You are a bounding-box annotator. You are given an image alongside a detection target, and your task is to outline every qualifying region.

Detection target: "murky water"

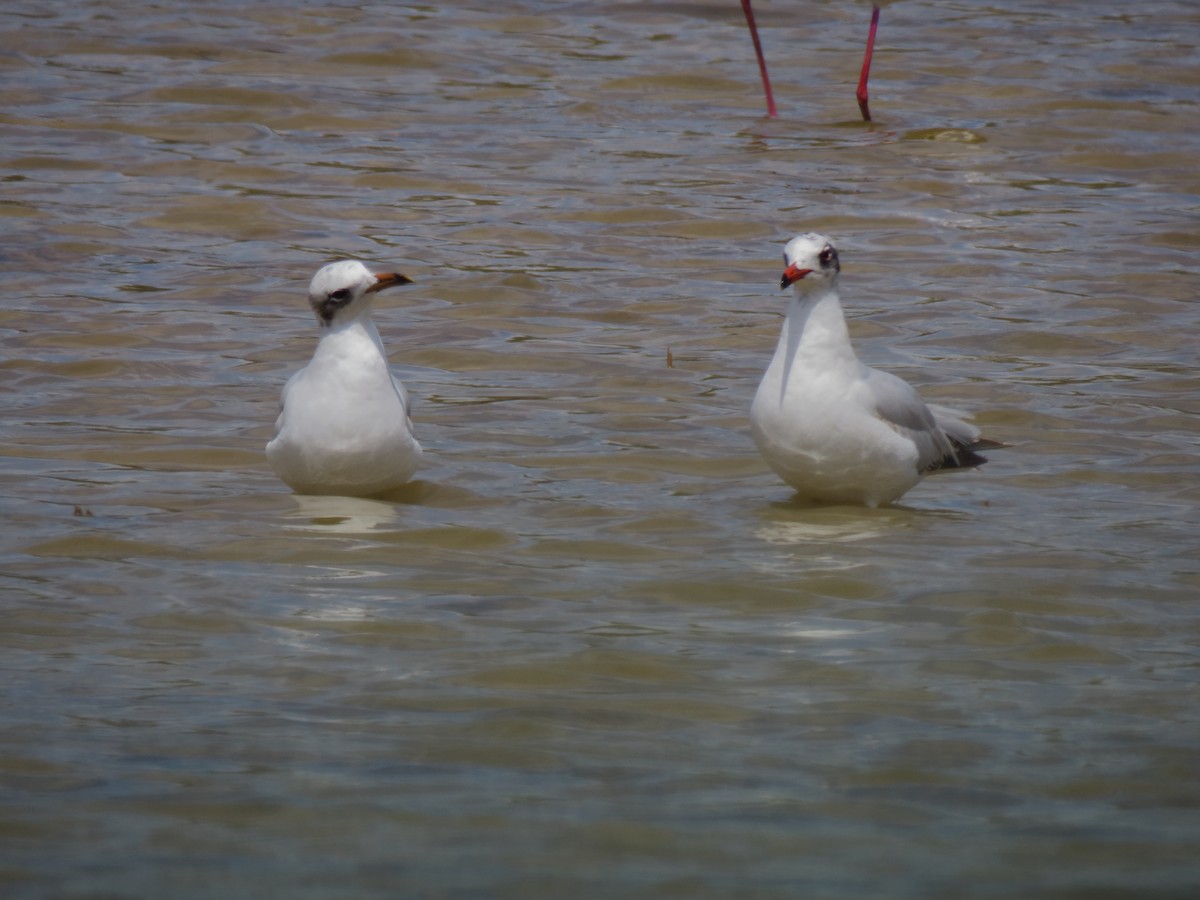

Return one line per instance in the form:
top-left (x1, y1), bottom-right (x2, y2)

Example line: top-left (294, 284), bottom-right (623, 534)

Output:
top-left (3, 0), bottom-right (1199, 896)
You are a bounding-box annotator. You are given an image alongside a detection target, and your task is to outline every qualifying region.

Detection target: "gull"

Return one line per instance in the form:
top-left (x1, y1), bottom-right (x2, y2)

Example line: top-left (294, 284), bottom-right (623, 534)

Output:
top-left (266, 260), bottom-right (422, 496)
top-left (750, 233), bottom-right (997, 507)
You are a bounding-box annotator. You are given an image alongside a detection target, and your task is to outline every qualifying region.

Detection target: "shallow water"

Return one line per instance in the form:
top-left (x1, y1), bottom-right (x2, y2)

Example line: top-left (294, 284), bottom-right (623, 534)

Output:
top-left (3, 0), bottom-right (1199, 896)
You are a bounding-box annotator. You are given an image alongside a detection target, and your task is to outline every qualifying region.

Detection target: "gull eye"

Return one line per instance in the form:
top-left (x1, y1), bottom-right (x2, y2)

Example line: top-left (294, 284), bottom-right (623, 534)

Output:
top-left (329, 288), bottom-right (352, 302)
top-left (819, 248), bottom-right (833, 266)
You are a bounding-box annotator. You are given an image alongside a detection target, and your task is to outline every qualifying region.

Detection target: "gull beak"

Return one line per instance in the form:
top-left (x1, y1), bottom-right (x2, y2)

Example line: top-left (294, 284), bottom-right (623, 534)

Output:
top-left (780, 263), bottom-right (811, 290)
top-left (367, 271), bottom-right (414, 293)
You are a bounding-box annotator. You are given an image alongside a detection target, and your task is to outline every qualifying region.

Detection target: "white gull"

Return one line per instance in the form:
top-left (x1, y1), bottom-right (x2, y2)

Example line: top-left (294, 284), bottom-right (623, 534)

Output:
top-left (266, 260), bottom-right (422, 496)
top-left (750, 233), bottom-right (997, 507)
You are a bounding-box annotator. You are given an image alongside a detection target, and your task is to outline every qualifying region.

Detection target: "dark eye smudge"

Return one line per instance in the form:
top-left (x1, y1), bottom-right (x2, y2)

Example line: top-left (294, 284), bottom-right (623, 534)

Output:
top-left (317, 290), bottom-right (354, 325)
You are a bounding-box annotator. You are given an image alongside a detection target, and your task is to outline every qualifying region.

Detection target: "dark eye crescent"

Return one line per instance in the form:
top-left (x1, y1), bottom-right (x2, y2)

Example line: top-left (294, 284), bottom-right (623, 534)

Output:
top-left (330, 288), bottom-right (352, 302)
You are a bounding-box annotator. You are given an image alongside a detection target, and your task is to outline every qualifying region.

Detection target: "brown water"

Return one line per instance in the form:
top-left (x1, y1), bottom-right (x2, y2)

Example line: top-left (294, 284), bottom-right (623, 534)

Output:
top-left (3, 1), bottom-right (1199, 896)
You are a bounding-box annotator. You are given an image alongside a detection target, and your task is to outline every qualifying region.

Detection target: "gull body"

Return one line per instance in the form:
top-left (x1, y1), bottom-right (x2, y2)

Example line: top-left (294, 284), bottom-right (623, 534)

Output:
top-left (750, 233), bottom-right (992, 507)
top-left (266, 260), bottom-right (422, 496)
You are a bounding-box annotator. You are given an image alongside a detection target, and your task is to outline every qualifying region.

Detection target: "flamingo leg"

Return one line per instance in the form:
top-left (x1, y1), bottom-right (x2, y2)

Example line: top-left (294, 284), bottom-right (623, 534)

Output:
top-left (856, 4), bottom-right (881, 121)
top-left (740, 0), bottom-right (778, 118)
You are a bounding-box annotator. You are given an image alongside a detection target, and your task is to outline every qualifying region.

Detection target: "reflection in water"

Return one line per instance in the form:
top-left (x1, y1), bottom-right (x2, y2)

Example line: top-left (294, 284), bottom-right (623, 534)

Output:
top-left (754, 516), bottom-right (894, 547)
top-left (282, 494), bottom-right (407, 534)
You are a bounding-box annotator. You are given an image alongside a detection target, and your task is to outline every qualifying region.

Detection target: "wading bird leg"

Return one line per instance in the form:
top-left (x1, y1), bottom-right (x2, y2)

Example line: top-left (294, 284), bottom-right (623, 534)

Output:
top-left (740, 0), bottom-right (778, 118)
top-left (856, 4), bottom-right (881, 121)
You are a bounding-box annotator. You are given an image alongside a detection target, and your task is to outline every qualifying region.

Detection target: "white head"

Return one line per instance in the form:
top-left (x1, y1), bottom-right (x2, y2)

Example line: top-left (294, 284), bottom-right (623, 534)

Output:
top-left (307, 259), bottom-right (412, 328)
top-left (780, 233), bottom-right (840, 294)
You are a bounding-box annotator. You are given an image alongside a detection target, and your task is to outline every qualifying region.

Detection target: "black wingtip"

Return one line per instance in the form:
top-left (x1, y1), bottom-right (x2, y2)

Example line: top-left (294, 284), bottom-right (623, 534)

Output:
top-left (926, 434), bottom-right (1003, 472)
top-left (939, 436), bottom-right (1006, 471)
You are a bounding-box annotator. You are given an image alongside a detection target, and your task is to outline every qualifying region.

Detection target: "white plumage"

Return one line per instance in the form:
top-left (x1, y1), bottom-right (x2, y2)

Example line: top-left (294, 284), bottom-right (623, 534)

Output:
top-left (266, 260), bottom-right (422, 496)
top-left (750, 233), bottom-right (994, 507)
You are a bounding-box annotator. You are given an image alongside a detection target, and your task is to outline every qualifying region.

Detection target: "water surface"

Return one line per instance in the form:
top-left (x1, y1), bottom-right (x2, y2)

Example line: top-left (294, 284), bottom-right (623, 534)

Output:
top-left (2, 1), bottom-right (1199, 896)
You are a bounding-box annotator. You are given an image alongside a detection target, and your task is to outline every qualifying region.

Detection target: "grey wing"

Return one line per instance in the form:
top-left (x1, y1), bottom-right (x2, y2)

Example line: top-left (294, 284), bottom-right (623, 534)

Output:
top-left (273, 369), bottom-right (303, 434)
top-left (391, 373), bottom-right (415, 429)
top-left (928, 402), bottom-right (995, 469)
top-left (862, 366), bottom-right (959, 472)
top-left (927, 403), bottom-right (981, 447)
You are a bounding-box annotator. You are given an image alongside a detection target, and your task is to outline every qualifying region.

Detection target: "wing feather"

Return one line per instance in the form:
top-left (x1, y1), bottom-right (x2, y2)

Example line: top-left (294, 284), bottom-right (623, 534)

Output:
top-left (862, 367), bottom-right (980, 472)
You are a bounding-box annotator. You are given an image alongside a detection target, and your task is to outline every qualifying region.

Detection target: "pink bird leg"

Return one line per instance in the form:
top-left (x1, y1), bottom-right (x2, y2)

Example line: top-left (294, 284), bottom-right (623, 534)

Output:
top-left (857, 4), bottom-right (881, 121)
top-left (740, 0), bottom-right (778, 118)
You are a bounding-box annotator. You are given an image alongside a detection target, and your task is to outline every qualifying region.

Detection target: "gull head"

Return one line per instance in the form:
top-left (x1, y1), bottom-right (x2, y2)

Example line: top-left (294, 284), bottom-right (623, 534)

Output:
top-left (780, 233), bottom-right (840, 292)
top-left (308, 259), bottom-right (412, 328)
